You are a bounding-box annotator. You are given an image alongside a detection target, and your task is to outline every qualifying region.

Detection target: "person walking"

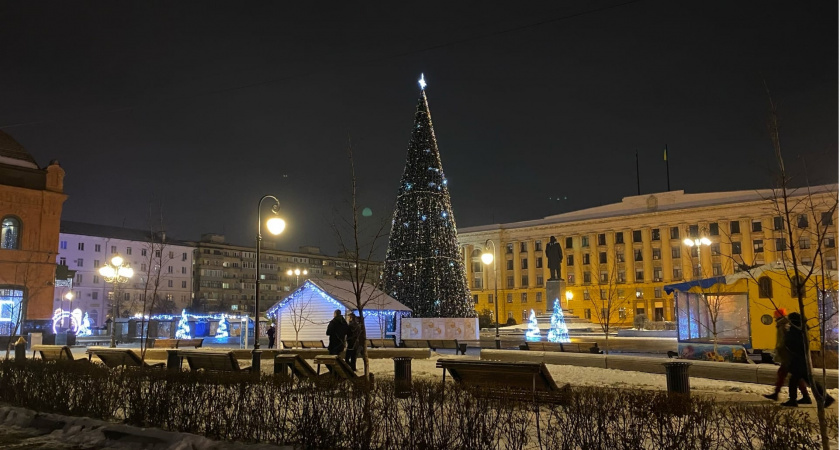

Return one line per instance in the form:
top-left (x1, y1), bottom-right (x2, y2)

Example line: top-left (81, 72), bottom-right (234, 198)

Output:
top-left (326, 309), bottom-right (348, 356)
top-left (345, 313), bottom-right (361, 371)
top-left (781, 312), bottom-right (835, 407)
top-left (266, 323), bottom-right (277, 349)
top-left (763, 308), bottom-right (809, 401)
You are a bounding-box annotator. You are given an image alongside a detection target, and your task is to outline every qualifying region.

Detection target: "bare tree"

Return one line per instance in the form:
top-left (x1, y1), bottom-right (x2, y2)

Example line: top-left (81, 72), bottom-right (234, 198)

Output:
top-left (138, 207), bottom-right (170, 361)
top-left (587, 253), bottom-right (631, 354)
top-left (284, 292), bottom-right (315, 341)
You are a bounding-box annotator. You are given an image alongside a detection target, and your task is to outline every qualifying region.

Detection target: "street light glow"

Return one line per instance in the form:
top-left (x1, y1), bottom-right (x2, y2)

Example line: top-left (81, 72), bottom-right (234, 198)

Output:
top-left (266, 217), bottom-right (286, 235)
top-left (481, 252), bottom-right (493, 265)
top-left (110, 255), bottom-right (124, 266)
top-left (99, 265), bottom-right (116, 278)
top-left (565, 290), bottom-right (573, 301)
top-left (64, 292), bottom-right (73, 301)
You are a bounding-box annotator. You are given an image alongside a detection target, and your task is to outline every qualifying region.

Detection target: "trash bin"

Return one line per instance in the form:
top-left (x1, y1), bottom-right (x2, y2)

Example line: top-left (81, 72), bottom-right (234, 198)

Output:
top-left (393, 357), bottom-right (412, 398)
top-left (663, 361), bottom-right (692, 395)
top-left (55, 331), bottom-right (67, 346)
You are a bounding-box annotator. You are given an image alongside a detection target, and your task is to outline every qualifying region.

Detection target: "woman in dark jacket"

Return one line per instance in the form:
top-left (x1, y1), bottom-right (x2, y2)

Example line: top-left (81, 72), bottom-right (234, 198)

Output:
top-left (782, 312), bottom-right (835, 407)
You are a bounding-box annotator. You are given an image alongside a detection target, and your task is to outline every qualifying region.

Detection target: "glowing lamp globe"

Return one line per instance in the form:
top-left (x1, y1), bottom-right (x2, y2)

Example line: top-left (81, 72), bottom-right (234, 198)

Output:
top-left (565, 291), bottom-right (573, 301)
top-left (99, 266), bottom-right (116, 278)
top-left (481, 252), bottom-right (494, 265)
top-left (683, 238), bottom-right (695, 247)
top-left (110, 255), bottom-right (124, 266)
top-left (700, 237), bottom-right (712, 246)
top-left (118, 266), bottom-right (134, 278)
top-left (64, 292), bottom-right (74, 301)
top-left (266, 217), bottom-right (286, 235)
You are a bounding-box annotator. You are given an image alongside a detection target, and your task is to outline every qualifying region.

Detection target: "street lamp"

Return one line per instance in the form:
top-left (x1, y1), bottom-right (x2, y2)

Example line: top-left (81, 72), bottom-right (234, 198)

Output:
top-left (683, 236), bottom-right (711, 279)
top-left (63, 291), bottom-right (73, 328)
top-left (255, 195), bottom-right (285, 350)
top-left (99, 253), bottom-right (134, 348)
top-left (286, 268), bottom-right (308, 287)
top-left (565, 290), bottom-right (573, 307)
top-left (481, 239), bottom-right (501, 349)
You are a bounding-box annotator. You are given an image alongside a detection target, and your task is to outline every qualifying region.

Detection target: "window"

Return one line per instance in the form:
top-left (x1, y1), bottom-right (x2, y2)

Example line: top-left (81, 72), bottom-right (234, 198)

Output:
top-left (182, 252), bottom-right (188, 261)
top-left (712, 263), bottom-right (722, 276)
top-left (635, 269), bottom-right (644, 282)
top-left (599, 252), bottom-right (607, 264)
top-left (758, 277), bottom-right (773, 298)
top-left (600, 271), bottom-right (609, 283)
top-left (169, 251), bottom-right (175, 259)
top-left (520, 242), bottom-right (527, 253)
top-left (615, 232), bottom-right (624, 244)
top-left (825, 235), bottom-right (836, 248)
top-left (711, 243), bottom-right (720, 255)
top-left (670, 227), bottom-right (680, 240)
top-left (507, 294), bottom-right (513, 303)
top-left (472, 262), bottom-right (483, 273)
top-left (168, 266), bottom-right (173, 273)
top-left (822, 212), bottom-right (833, 226)
top-left (618, 270), bottom-right (626, 283)
top-left (75, 274), bottom-right (83, 284)
top-left (732, 242), bottom-right (742, 255)
top-left (506, 260), bottom-right (514, 270)
top-left (92, 292), bottom-right (98, 300)
top-left (751, 220), bottom-right (762, 232)
top-left (709, 223), bottom-right (719, 236)
top-left (472, 276), bottom-right (483, 289)
top-left (565, 237), bottom-right (573, 249)
top-left (521, 293), bottom-right (528, 303)
top-left (633, 230), bottom-right (642, 243)
top-left (111, 245), bottom-right (117, 253)
top-left (126, 247), bottom-right (132, 256)
top-left (730, 221), bottom-right (741, 234)
top-left (59, 257), bottom-right (66, 266)
top-left (688, 225), bottom-right (699, 238)
top-left (182, 281), bottom-right (187, 288)
top-left (536, 275), bottom-right (544, 286)
top-left (141, 249), bottom-right (147, 256)
top-left (615, 251), bottom-right (625, 263)
top-left (654, 287), bottom-right (663, 298)
top-left (536, 292), bottom-right (542, 302)
top-left (522, 310), bottom-right (528, 321)
top-left (507, 277), bottom-right (514, 289)
top-left (581, 236), bottom-right (590, 247)
top-left (651, 228), bottom-right (660, 241)
top-left (94, 260), bottom-right (100, 268)
top-left (155, 250), bottom-right (161, 257)
top-left (797, 214), bottom-right (808, 229)
top-left (78, 242), bottom-right (84, 251)
top-left (584, 309), bottom-right (592, 320)
top-left (827, 257), bottom-right (837, 270)
top-left (673, 268), bottom-right (682, 280)
top-left (619, 308), bottom-right (627, 320)
top-left (141, 263), bottom-right (147, 272)
top-left (521, 275), bottom-right (529, 286)
top-left (566, 255), bottom-right (574, 266)
top-left (753, 239), bottom-right (764, 253)
top-left (583, 272), bottom-right (591, 283)
top-left (76, 258), bottom-right (83, 267)
top-left (671, 246), bottom-right (681, 258)
top-left (583, 290), bottom-right (590, 300)
top-left (168, 280), bottom-right (173, 288)
top-left (535, 240), bottom-right (542, 251)
top-left (488, 294), bottom-right (494, 304)
top-left (774, 216), bottom-right (784, 231)
top-left (775, 238), bottom-right (786, 251)
top-left (799, 237), bottom-right (811, 249)
top-left (521, 258), bottom-right (528, 269)
top-left (652, 248), bottom-right (661, 260)
top-left (653, 267), bottom-right (662, 281)
top-left (60, 240), bottom-right (67, 250)
top-left (93, 275), bottom-right (99, 284)
top-left (536, 257), bottom-right (543, 268)
top-left (582, 254), bottom-right (590, 265)
top-left (599, 289), bottom-right (607, 299)
top-left (598, 233), bottom-right (606, 246)
top-left (508, 312), bottom-right (513, 319)
top-left (634, 249), bottom-right (643, 261)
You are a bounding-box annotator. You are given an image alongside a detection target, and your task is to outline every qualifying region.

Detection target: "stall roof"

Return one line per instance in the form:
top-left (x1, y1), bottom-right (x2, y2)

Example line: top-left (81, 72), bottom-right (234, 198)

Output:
top-left (267, 278), bottom-right (412, 315)
top-left (664, 277), bottom-right (726, 294)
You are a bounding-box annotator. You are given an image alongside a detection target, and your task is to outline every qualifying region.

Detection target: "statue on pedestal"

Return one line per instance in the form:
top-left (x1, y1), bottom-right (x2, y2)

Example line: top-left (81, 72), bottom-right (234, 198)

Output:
top-left (545, 236), bottom-right (563, 281)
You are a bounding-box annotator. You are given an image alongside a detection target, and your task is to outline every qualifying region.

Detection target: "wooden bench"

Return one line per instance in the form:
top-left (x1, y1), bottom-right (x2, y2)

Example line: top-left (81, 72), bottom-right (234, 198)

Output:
top-left (87, 348), bottom-right (165, 369)
top-left (401, 339), bottom-right (429, 349)
top-left (521, 341), bottom-right (602, 354)
top-left (436, 358), bottom-right (569, 402)
top-left (32, 345), bottom-right (87, 363)
top-left (274, 354), bottom-right (319, 380)
top-left (402, 339), bottom-right (466, 355)
top-left (181, 350), bottom-right (251, 373)
top-left (281, 340), bottom-right (302, 349)
top-left (300, 340), bottom-right (326, 349)
top-left (147, 338), bottom-right (204, 349)
top-left (367, 338), bottom-right (399, 348)
top-left (314, 355), bottom-right (360, 380)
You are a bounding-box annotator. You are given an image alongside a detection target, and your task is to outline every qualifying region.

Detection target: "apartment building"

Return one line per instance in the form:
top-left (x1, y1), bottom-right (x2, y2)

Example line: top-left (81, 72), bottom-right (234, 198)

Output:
top-left (458, 185), bottom-right (838, 326)
top-left (54, 221), bottom-right (194, 326)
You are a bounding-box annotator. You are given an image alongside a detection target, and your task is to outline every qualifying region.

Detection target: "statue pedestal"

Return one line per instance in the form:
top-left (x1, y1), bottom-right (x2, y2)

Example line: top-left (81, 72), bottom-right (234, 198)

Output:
top-left (546, 279), bottom-right (567, 311)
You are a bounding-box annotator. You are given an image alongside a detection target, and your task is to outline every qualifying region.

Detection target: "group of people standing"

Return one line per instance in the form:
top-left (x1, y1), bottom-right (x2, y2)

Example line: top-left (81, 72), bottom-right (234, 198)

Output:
top-left (326, 309), bottom-right (362, 371)
top-left (763, 308), bottom-right (834, 407)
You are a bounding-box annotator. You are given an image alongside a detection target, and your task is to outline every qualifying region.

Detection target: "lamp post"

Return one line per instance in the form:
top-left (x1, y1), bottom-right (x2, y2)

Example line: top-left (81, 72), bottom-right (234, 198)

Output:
top-left (683, 236), bottom-right (711, 280)
top-left (481, 239), bottom-right (500, 349)
top-left (255, 195), bottom-right (286, 350)
top-left (99, 253), bottom-right (134, 348)
top-left (286, 268), bottom-right (308, 287)
top-left (62, 291), bottom-right (73, 328)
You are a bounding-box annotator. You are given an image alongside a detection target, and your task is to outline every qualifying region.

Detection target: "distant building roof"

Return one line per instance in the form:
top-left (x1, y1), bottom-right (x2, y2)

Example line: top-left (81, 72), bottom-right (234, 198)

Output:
top-left (461, 184), bottom-right (839, 233)
top-left (60, 221), bottom-right (192, 246)
top-left (267, 278), bottom-right (412, 315)
top-left (0, 130), bottom-right (39, 169)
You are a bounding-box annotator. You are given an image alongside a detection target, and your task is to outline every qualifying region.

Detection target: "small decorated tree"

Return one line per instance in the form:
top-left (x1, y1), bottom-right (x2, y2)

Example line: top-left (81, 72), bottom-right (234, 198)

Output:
top-left (175, 309), bottom-right (191, 339)
top-left (77, 312), bottom-right (92, 337)
top-left (215, 315), bottom-right (229, 338)
top-left (547, 299), bottom-right (571, 343)
top-left (525, 310), bottom-right (542, 341)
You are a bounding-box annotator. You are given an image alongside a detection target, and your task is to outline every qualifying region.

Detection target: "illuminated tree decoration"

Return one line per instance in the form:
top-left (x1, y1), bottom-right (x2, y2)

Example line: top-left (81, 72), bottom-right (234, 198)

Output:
top-left (215, 315), bottom-right (229, 338)
top-left (77, 312), bottom-right (92, 337)
top-left (382, 77), bottom-right (475, 318)
top-left (547, 299), bottom-right (571, 343)
top-left (175, 309), bottom-right (191, 339)
top-left (526, 310), bottom-right (542, 341)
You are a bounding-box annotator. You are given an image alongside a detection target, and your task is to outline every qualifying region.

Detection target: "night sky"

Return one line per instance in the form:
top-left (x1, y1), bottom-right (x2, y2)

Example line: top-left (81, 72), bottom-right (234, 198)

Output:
top-left (1, 1), bottom-right (836, 255)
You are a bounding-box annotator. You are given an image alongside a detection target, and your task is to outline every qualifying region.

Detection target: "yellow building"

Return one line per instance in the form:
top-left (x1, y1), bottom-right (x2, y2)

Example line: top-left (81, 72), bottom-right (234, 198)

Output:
top-left (458, 185), bottom-right (838, 328)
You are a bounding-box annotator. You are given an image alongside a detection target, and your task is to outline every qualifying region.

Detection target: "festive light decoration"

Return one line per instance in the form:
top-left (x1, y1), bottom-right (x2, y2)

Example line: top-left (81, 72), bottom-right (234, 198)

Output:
top-left (78, 312), bottom-right (92, 337)
top-left (215, 315), bottom-right (229, 338)
top-left (175, 309), bottom-right (191, 339)
top-left (382, 76), bottom-right (474, 318)
top-left (51, 308), bottom-right (80, 334)
top-left (526, 310), bottom-right (542, 342)
top-left (547, 299), bottom-right (571, 343)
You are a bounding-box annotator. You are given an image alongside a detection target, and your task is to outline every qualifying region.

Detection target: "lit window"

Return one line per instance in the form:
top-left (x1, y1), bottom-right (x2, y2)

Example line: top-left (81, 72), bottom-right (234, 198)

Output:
top-left (2, 217), bottom-right (22, 249)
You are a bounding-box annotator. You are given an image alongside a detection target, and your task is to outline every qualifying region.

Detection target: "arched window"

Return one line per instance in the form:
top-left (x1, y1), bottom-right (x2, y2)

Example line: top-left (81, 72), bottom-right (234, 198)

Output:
top-left (790, 275), bottom-right (806, 298)
top-left (1, 216), bottom-right (21, 250)
top-left (758, 276), bottom-right (773, 298)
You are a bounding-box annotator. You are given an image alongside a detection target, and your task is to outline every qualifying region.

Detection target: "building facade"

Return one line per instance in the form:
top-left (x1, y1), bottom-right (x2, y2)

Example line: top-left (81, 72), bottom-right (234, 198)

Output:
top-left (0, 130), bottom-right (66, 332)
top-left (53, 222), bottom-right (194, 326)
top-left (191, 234), bottom-right (381, 315)
top-left (458, 185), bottom-right (838, 326)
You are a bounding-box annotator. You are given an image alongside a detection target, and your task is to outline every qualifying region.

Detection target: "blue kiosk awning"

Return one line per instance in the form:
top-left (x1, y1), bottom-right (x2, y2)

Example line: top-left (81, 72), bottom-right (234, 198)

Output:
top-left (664, 276), bottom-right (726, 294)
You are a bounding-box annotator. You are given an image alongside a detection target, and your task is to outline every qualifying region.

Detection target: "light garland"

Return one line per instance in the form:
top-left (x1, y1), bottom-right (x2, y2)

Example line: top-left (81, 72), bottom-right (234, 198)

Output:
top-left (175, 309), bottom-right (191, 339)
top-left (526, 310), bottom-right (542, 341)
top-left (215, 315), bottom-right (229, 338)
top-left (547, 299), bottom-right (571, 343)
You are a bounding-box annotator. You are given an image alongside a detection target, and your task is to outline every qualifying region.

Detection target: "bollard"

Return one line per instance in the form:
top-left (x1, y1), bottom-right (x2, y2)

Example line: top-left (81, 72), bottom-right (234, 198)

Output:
top-left (251, 350), bottom-right (261, 374)
top-left (14, 337), bottom-right (27, 363)
top-left (663, 361), bottom-right (692, 396)
top-left (393, 357), bottom-right (412, 398)
top-left (166, 349), bottom-right (182, 371)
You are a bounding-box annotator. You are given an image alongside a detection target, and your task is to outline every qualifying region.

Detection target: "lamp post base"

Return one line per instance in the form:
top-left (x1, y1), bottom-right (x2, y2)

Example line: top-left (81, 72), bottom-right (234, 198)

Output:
top-left (495, 337), bottom-right (501, 349)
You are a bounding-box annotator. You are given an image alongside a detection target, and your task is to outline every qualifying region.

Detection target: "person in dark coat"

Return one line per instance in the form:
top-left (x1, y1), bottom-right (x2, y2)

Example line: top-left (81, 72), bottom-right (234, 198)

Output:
top-left (326, 309), bottom-right (348, 356)
top-left (545, 236), bottom-right (563, 281)
top-left (266, 324), bottom-right (276, 349)
top-left (345, 314), bottom-right (361, 371)
top-left (782, 312), bottom-right (835, 407)
top-left (763, 308), bottom-right (808, 401)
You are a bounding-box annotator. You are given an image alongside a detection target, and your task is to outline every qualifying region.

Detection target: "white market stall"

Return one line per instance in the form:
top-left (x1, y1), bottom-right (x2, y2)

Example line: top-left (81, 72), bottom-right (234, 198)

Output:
top-left (266, 278), bottom-right (412, 344)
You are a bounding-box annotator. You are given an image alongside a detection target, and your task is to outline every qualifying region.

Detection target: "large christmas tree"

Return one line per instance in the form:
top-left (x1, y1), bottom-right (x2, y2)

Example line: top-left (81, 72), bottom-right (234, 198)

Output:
top-left (382, 75), bottom-right (474, 318)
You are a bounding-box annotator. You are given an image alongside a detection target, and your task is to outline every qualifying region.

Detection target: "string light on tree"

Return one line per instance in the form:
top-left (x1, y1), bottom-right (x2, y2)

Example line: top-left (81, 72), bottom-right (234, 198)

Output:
top-left (215, 315), bottom-right (229, 338)
top-left (526, 310), bottom-right (542, 341)
top-left (547, 299), bottom-right (571, 343)
top-left (382, 75), bottom-right (474, 318)
top-left (175, 309), bottom-right (191, 339)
